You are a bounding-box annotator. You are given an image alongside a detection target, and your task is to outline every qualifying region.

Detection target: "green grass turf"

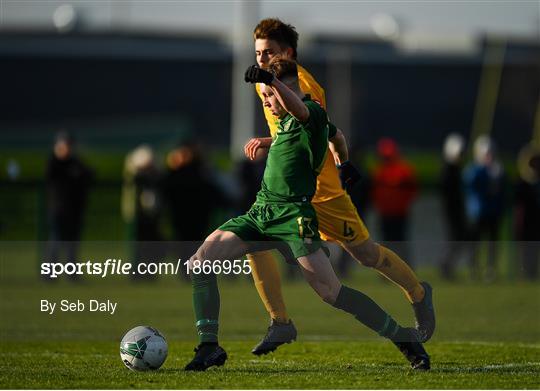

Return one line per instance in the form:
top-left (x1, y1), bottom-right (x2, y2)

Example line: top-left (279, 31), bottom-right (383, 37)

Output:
top-left (0, 242), bottom-right (539, 388)
top-left (1, 340), bottom-right (539, 389)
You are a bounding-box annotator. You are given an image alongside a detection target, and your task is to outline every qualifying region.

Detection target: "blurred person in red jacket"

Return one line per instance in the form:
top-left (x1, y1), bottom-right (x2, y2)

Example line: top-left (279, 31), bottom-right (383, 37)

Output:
top-left (372, 138), bottom-right (418, 267)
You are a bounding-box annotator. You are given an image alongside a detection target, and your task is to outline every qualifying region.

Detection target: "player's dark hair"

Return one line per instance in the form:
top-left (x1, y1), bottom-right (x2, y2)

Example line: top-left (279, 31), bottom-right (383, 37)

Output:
top-left (254, 18), bottom-right (299, 59)
top-left (268, 56), bottom-right (298, 83)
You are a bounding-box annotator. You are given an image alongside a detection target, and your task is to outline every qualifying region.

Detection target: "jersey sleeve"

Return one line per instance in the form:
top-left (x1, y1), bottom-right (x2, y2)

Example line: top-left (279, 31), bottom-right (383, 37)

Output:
top-left (304, 101), bottom-right (329, 136)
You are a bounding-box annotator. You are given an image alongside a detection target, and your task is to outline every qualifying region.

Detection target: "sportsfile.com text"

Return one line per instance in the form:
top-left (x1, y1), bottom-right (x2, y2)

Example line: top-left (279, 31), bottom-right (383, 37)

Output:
top-left (40, 258), bottom-right (250, 278)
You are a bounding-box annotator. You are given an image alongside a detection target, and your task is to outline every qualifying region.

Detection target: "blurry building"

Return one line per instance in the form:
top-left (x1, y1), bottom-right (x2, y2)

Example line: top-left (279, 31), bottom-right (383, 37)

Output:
top-left (0, 32), bottom-right (538, 155)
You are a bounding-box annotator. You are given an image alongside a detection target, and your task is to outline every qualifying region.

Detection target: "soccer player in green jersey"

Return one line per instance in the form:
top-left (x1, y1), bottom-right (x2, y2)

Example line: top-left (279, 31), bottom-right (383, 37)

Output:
top-left (184, 58), bottom-right (430, 372)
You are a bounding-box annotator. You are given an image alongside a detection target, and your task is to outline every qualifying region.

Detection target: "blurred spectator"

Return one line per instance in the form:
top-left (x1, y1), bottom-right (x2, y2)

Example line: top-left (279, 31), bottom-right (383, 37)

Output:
top-left (514, 143), bottom-right (540, 280)
top-left (122, 145), bottom-right (163, 279)
top-left (439, 133), bottom-right (468, 280)
top-left (44, 131), bottom-right (93, 279)
top-left (162, 139), bottom-right (227, 278)
top-left (371, 138), bottom-right (418, 268)
top-left (162, 139), bottom-right (224, 240)
top-left (6, 159), bottom-right (20, 181)
top-left (463, 135), bottom-right (506, 281)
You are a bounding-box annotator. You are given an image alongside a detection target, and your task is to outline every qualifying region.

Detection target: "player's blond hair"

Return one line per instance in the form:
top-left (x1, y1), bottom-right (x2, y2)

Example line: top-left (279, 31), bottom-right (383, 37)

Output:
top-left (254, 18), bottom-right (299, 59)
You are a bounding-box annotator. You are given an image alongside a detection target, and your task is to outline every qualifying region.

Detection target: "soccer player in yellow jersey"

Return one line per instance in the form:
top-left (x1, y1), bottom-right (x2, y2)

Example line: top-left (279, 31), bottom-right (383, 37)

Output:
top-left (244, 18), bottom-right (436, 355)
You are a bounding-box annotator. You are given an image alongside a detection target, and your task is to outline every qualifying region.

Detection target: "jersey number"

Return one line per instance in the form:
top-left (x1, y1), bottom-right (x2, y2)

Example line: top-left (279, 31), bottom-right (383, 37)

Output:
top-left (297, 217), bottom-right (315, 238)
top-left (343, 221), bottom-right (356, 238)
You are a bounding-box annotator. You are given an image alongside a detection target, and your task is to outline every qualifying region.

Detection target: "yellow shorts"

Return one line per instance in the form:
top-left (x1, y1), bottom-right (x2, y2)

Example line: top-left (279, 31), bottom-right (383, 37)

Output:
top-left (313, 194), bottom-right (370, 246)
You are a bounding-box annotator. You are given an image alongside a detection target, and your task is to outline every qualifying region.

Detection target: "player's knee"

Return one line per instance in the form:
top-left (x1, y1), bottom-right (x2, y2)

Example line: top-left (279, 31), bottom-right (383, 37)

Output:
top-left (206, 229), bottom-right (228, 243)
top-left (196, 230), bottom-right (237, 261)
top-left (321, 292), bottom-right (337, 305)
top-left (314, 282), bottom-right (339, 305)
top-left (187, 249), bottom-right (207, 271)
top-left (318, 289), bottom-right (334, 304)
top-left (347, 239), bottom-right (380, 268)
top-left (193, 242), bottom-right (213, 262)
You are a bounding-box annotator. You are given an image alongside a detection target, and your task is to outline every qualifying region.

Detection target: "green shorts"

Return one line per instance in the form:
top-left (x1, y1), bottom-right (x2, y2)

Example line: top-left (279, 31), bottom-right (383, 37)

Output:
top-left (218, 201), bottom-right (323, 259)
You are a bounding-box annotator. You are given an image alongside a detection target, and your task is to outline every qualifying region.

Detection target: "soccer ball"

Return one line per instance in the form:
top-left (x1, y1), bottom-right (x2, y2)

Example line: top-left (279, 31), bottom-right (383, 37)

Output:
top-left (120, 326), bottom-right (168, 371)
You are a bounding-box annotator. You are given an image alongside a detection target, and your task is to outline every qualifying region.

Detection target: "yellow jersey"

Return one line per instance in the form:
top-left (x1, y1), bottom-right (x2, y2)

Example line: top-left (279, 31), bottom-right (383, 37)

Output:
top-left (255, 64), bottom-right (345, 203)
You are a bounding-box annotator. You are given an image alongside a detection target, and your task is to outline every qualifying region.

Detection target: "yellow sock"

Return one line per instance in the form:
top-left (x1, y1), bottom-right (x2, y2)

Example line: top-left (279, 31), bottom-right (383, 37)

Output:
top-left (248, 250), bottom-right (289, 323)
top-left (374, 245), bottom-right (425, 303)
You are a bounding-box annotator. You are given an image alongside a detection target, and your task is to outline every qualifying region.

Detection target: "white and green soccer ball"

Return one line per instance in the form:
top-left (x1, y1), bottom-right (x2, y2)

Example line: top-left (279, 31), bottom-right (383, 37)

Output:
top-left (120, 326), bottom-right (168, 371)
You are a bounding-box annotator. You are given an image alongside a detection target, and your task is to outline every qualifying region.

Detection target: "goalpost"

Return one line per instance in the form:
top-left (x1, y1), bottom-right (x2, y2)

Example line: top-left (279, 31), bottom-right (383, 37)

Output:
top-left (229, 0), bottom-right (260, 161)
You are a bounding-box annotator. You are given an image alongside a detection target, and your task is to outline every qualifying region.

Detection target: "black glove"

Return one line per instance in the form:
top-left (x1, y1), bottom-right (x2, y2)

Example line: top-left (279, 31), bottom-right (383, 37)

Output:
top-left (244, 65), bottom-right (274, 85)
top-left (338, 161), bottom-right (362, 193)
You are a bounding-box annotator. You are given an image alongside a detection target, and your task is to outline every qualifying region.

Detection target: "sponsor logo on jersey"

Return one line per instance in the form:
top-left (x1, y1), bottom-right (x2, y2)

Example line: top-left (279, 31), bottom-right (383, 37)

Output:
top-left (279, 117), bottom-right (293, 133)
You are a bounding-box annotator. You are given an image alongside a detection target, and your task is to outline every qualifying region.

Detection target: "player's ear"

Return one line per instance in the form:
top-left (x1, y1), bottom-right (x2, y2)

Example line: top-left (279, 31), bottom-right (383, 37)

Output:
top-left (285, 47), bottom-right (294, 58)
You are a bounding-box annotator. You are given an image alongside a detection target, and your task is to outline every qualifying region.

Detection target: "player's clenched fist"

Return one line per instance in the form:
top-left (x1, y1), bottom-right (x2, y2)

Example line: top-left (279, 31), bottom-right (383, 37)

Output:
top-left (244, 137), bottom-right (272, 160)
top-left (244, 65), bottom-right (274, 85)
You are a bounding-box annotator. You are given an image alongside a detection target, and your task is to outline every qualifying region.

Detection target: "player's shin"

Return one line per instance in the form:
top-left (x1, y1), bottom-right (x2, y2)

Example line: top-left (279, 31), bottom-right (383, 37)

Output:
top-left (332, 285), bottom-right (410, 341)
top-left (191, 272), bottom-right (220, 343)
top-left (373, 245), bottom-right (425, 304)
top-left (249, 251), bottom-right (290, 323)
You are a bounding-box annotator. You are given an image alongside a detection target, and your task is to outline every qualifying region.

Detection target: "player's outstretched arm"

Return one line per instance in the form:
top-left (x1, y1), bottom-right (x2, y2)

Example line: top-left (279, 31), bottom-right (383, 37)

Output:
top-left (245, 65), bottom-right (309, 123)
top-left (268, 78), bottom-right (309, 123)
top-left (244, 137), bottom-right (272, 160)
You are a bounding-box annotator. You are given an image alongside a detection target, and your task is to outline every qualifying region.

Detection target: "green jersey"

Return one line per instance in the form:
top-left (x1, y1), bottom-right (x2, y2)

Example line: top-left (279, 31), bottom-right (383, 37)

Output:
top-left (257, 98), bottom-right (329, 203)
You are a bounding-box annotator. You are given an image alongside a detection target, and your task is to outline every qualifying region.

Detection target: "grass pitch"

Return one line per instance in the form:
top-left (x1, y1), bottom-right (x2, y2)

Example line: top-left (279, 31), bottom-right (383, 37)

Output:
top-left (2, 340), bottom-right (539, 389)
top-left (0, 243), bottom-right (539, 389)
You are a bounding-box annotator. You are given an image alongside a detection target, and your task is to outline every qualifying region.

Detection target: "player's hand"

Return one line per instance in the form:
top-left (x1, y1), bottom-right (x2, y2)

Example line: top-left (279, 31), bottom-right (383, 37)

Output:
top-left (244, 65), bottom-right (274, 85)
top-left (244, 138), bottom-right (267, 160)
top-left (337, 161), bottom-right (362, 193)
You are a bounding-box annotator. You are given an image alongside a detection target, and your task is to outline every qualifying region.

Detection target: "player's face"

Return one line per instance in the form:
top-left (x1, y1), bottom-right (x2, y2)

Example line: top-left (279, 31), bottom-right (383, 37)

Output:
top-left (260, 84), bottom-right (286, 118)
top-left (255, 39), bottom-right (291, 68)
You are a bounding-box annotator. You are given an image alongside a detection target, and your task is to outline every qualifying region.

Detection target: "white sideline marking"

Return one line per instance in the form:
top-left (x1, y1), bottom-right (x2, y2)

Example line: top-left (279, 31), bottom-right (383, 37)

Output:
top-left (437, 362), bottom-right (540, 372)
top-left (231, 336), bottom-right (540, 347)
top-left (5, 352), bottom-right (107, 358)
top-left (247, 359), bottom-right (540, 372)
top-left (483, 362), bottom-right (540, 369)
top-left (444, 340), bottom-right (540, 349)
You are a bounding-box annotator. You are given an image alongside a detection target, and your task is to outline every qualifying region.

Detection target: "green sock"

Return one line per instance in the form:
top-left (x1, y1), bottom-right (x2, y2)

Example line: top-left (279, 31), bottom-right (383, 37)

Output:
top-left (192, 272), bottom-right (220, 343)
top-left (333, 285), bottom-right (407, 341)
